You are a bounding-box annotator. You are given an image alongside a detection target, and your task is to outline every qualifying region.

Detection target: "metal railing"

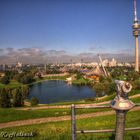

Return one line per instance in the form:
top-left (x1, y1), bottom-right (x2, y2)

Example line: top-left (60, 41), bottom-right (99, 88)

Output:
top-left (71, 104), bottom-right (140, 140)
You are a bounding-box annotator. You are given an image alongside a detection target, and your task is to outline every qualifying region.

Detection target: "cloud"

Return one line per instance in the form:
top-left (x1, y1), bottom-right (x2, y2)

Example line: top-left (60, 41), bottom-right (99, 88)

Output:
top-left (46, 50), bottom-right (66, 56)
top-left (79, 52), bottom-right (95, 57)
top-left (0, 48), bottom-right (4, 52)
top-left (0, 47), bottom-right (67, 64)
top-left (6, 47), bottom-right (15, 52)
top-left (0, 48), bottom-right (4, 55)
top-left (0, 47), bottom-right (136, 64)
top-left (117, 48), bottom-right (134, 54)
top-left (89, 45), bottom-right (104, 51)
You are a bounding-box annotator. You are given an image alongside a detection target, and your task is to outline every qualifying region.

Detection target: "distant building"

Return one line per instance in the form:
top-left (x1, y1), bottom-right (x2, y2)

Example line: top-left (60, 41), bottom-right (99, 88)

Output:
top-left (66, 75), bottom-right (76, 82)
top-left (117, 63), bottom-right (124, 67)
top-left (90, 62), bottom-right (98, 67)
top-left (102, 59), bottom-right (109, 67)
top-left (109, 58), bottom-right (117, 67)
top-left (124, 63), bottom-right (131, 67)
top-left (84, 66), bottom-right (105, 82)
top-left (16, 62), bottom-right (22, 68)
top-left (0, 72), bottom-right (5, 77)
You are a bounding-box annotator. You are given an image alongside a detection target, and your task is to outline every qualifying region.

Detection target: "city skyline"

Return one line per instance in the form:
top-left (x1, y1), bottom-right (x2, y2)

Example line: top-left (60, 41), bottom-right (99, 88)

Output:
top-left (0, 0), bottom-right (140, 63)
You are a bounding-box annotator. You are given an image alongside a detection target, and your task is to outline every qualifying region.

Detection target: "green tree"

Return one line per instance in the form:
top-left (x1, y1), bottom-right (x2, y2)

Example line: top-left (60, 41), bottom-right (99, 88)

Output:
top-left (127, 71), bottom-right (140, 81)
top-left (1, 76), bottom-right (10, 85)
top-left (5, 70), bottom-right (17, 79)
top-left (12, 88), bottom-right (24, 107)
top-left (21, 86), bottom-right (29, 99)
top-left (16, 73), bottom-right (35, 84)
top-left (131, 80), bottom-right (140, 90)
top-left (0, 88), bottom-right (11, 108)
top-left (107, 82), bottom-right (116, 95)
top-left (93, 83), bottom-right (105, 97)
top-left (76, 71), bottom-right (83, 79)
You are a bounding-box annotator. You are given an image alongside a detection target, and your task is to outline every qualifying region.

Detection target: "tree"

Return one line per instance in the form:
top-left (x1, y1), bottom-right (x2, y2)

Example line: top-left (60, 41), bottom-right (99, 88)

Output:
top-left (76, 71), bottom-right (83, 79)
top-left (0, 88), bottom-right (11, 108)
top-left (31, 97), bottom-right (39, 106)
top-left (5, 70), bottom-right (17, 79)
top-left (21, 86), bottom-right (29, 99)
top-left (16, 73), bottom-right (35, 84)
top-left (93, 83), bottom-right (105, 97)
top-left (127, 71), bottom-right (140, 81)
top-left (131, 80), bottom-right (140, 90)
top-left (12, 88), bottom-right (24, 107)
top-left (107, 82), bottom-right (116, 95)
top-left (1, 76), bottom-right (10, 85)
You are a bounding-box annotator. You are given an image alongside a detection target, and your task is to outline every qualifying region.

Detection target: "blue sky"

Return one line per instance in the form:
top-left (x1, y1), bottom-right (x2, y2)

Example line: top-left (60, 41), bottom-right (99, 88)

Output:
top-left (0, 0), bottom-right (139, 63)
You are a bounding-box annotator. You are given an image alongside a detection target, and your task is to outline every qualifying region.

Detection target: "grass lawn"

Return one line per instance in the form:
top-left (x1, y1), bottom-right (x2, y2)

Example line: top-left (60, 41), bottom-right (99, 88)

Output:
top-left (0, 107), bottom-right (111, 123)
top-left (0, 81), bottom-right (23, 89)
top-left (0, 110), bottom-right (140, 140)
top-left (0, 96), bottom-right (140, 123)
top-left (131, 96), bottom-right (140, 103)
top-left (72, 78), bottom-right (91, 85)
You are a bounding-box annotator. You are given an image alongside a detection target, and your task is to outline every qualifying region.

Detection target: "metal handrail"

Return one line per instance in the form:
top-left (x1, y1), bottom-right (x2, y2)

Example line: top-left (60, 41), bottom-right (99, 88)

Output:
top-left (71, 104), bottom-right (140, 140)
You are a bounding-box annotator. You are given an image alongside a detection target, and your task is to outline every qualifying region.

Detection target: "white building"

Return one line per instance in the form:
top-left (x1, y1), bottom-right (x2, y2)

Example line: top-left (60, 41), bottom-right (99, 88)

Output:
top-left (16, 62), bottom-right (22, 68)
top-left (102, 59), bottom-right (109, 67)
top-left (109, 58), bottom-right (117, 67)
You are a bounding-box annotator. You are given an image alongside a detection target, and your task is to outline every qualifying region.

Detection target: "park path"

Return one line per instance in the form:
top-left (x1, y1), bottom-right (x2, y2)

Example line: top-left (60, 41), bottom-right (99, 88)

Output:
top-left (18, 94), bottom-right (140, 110)
top-left (0, 106), bottom-right (140, 129)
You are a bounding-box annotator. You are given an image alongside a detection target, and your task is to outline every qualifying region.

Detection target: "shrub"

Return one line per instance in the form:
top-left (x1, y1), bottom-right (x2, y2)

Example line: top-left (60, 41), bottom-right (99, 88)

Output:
top-left (31, 97), bottom-right (39, 106)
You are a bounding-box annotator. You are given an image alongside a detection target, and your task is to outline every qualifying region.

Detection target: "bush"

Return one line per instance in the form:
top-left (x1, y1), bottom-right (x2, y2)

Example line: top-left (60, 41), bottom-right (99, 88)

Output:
top-left (84, 97), bottom-right (96, 102)
top-left (31, 97), bottom-right (39, 106)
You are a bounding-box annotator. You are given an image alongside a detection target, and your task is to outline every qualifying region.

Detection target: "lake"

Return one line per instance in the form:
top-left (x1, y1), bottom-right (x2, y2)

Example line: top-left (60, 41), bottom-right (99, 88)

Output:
top-left (28, 80), bottom-right (96, 104)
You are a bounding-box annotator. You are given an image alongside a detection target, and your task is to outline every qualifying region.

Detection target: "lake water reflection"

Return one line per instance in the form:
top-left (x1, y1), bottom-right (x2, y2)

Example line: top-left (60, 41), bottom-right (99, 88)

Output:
top-left (28, 80), bottom-right (95, 104)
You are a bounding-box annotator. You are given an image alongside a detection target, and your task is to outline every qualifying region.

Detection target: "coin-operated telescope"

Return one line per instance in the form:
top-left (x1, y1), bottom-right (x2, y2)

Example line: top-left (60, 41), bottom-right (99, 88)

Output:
top-left (111, 80), bottom-right (135, 140)
top-left (111, 80), bottom-right (135, 111)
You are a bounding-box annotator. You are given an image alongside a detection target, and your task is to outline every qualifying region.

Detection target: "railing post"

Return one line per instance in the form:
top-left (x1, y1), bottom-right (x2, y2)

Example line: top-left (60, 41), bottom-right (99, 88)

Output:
top-left (71, 104), bottom-right (76, 140)
top-left (115, 110), bottom-right (126, 140)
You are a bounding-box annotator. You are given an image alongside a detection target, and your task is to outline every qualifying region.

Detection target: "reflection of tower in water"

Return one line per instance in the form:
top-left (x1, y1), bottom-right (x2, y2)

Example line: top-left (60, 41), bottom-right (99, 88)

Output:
top-left (133, 0), bottom-right (140, 72)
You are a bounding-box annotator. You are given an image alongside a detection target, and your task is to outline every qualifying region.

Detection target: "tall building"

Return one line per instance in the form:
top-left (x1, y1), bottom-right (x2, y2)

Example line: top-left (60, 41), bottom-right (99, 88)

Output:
top-left (132, 0), bottom-right (140, 72)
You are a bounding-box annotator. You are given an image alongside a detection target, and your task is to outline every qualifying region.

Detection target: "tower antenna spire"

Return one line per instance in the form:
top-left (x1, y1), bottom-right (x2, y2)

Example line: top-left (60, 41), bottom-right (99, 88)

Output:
top-left (134, 0), bottom-right (138, 23)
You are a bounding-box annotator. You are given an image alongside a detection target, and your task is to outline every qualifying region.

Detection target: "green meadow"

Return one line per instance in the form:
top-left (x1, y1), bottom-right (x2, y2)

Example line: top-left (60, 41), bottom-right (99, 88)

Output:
top-left (0, 110), bottom-right (140, 140)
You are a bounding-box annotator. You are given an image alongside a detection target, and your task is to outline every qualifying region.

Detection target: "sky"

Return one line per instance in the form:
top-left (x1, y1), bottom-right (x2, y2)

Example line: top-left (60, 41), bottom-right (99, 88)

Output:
top-left (0, 0), bottom-right (140, 64)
